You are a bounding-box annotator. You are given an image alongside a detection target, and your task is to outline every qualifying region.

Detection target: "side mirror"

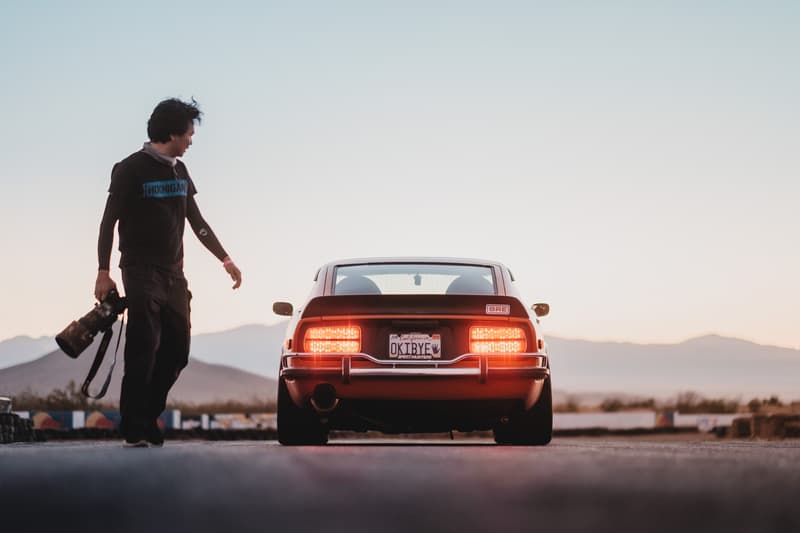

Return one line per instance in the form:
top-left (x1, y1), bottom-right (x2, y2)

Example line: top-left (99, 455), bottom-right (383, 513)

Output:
top-left (273, 301), bottom-right (294, 316)
top-left (532, 303), bottom-right (550, 317)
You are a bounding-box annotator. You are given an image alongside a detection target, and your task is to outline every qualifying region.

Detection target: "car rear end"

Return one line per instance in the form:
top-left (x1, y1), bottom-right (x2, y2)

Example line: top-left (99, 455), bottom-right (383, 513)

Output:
top-left (278, 260), bottom-right (553, 444)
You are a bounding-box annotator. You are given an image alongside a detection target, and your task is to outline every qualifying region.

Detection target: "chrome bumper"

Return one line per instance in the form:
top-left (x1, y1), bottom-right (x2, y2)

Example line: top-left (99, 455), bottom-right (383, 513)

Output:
top-left (281, 352), bottom-right (550, 384)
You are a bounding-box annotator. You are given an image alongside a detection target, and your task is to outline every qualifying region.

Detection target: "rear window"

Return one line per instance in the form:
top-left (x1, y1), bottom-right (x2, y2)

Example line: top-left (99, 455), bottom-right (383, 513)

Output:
top-left (333, 263), bottom-right (496, 296)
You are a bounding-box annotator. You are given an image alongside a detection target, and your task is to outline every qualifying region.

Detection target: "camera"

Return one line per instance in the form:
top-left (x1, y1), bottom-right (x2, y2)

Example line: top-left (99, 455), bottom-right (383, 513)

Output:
top-left (56, 288), bottom-right (128, 358)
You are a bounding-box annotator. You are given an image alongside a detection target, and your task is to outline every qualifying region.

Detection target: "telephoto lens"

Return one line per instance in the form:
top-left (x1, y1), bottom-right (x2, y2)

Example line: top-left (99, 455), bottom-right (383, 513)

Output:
top-left (56, 288), bottom-right (127, 358)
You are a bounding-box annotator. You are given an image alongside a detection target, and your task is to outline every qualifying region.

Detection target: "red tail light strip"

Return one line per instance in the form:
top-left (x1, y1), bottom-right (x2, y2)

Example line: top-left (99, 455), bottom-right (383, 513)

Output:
top-left (303, 325), bottom-right (361, 353)
top-left (469, 326), bottom-right (527, 353)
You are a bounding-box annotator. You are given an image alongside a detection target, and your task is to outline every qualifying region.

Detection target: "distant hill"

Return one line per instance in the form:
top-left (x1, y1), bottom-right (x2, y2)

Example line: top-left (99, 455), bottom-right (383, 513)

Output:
top-left (548, 334), bottom-right (800, 401)
top-left (0, 337), bottom-right (277, 405)
top-left (0, 335), bottom-right (57, 368)
top-left (0, 323), bottom-right (288, 377)
top-left (3, 325), bottom-right (799, 403)
top-left (187, 323), bottom-right (287, 378)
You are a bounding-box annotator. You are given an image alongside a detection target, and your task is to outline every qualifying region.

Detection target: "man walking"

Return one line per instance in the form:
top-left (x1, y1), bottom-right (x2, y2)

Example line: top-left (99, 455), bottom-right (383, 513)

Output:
top-left (95, 98), bottom-right (242, 447)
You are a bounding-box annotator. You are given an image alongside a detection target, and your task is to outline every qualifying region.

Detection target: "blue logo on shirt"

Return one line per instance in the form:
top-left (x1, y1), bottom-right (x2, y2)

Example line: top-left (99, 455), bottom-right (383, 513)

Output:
top-left (142, 180), bottom-right (188, 199)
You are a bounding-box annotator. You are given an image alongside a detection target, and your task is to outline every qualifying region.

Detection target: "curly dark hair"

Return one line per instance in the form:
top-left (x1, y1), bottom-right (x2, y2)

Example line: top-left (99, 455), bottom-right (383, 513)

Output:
top-left (147, 98), bottom-right (203, 143)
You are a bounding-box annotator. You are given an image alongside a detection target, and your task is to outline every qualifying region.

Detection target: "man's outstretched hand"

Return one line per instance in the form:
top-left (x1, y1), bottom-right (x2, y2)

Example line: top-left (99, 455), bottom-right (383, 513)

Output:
top-left (223, 257), bottom-right (242, 289)
top-left (95, 270), bottom-right (118, 301)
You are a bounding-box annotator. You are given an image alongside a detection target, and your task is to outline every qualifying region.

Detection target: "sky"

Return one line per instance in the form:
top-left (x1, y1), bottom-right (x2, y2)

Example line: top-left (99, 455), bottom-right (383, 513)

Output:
top-left (0, 1), bottom-right (798, 349)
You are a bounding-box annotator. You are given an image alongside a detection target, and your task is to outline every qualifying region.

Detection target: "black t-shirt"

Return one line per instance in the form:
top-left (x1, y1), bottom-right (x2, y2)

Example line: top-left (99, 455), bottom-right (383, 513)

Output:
top-left (109, 151), bottom-right (198, 270)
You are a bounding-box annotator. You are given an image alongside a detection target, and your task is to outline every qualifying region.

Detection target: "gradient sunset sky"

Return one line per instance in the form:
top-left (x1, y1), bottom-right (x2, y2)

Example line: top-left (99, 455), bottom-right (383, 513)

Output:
top-left (1, 1), bottom-right (797, 348)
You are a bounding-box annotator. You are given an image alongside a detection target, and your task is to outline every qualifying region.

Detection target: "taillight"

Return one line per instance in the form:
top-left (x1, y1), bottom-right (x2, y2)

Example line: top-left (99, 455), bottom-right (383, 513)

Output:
top-left (304, 325), bottom-right (361, 353)
top-left (470, 326), bottom-right (527, 353)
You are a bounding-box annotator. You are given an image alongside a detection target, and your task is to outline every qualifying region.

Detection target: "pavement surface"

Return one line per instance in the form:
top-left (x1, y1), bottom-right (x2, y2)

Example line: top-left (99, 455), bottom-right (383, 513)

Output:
top-left (1, 437), bottom-right (799, 533)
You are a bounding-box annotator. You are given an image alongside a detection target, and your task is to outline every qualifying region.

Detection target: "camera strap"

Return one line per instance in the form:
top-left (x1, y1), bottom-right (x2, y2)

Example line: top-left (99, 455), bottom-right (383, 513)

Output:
top-left (81, 314), bottom-right (125, 400)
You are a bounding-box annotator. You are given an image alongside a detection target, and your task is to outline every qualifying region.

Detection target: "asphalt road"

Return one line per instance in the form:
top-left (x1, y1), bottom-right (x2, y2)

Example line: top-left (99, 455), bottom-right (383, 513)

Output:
top-left (1, 437), bottom-right (798, 533)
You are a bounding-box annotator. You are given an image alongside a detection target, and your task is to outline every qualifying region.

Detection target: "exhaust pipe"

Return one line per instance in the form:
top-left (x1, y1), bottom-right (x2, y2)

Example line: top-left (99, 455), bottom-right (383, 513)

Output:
top-left (310, 383), bottom-right (339, 414)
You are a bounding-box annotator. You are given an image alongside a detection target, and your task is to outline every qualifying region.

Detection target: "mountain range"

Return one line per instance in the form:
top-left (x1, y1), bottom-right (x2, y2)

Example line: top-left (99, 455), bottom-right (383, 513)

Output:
top-left (1, 335), bottom-right (60, 368)
top-left (546, 334), bottom-right (800, 401)
top-left (0, 323), bottom-right (278, 404)
top-left (2, 324), bottom-right (799, 403)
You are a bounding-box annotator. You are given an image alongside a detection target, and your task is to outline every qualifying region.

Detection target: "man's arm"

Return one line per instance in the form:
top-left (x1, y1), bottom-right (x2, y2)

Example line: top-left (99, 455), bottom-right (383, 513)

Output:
top-left (95, 192), bottom-right (121, 301)
top-left (187, 195), bottom-right (242, 289)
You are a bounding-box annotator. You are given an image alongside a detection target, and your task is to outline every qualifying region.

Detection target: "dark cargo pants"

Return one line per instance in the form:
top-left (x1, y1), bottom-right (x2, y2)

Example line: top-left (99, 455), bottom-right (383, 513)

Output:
top-left (120, 265), bottom-right (191, 438)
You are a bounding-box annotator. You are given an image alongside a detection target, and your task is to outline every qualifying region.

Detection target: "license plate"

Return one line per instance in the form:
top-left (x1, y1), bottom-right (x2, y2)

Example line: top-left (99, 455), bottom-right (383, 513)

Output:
top-left (389, 333), bottom-right (441, 360)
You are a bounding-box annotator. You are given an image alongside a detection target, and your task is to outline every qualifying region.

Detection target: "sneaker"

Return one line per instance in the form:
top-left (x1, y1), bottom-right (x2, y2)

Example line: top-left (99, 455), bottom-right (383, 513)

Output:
top-left (145, 420), bottom-right (164, 447)
top-left (120, 419), bottom-right (149, 447)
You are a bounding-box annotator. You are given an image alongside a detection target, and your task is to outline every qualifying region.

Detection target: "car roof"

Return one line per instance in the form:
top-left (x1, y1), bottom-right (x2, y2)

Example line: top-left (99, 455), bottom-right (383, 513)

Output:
top-left (322, 257), bottom-right (508, 269)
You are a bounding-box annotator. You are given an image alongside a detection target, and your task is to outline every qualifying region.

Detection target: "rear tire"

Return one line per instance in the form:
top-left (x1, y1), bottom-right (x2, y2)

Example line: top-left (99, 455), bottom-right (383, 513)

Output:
top-left (493, 379), bottom-right (553, 446)
top-left (277, 377), bottom-right (328, 445)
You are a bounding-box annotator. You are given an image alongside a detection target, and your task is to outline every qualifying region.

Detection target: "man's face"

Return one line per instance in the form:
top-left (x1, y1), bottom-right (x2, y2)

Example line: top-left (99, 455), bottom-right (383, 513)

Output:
top-left (168, 122), bottom-right (195, 157)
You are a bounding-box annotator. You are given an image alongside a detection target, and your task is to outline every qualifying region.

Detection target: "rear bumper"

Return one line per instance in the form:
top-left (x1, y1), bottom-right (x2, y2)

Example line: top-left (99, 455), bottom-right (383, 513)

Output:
top-left (281, 352), bottom-right (550, 405)
top-left (282, 352), bottom-right (549, 382)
